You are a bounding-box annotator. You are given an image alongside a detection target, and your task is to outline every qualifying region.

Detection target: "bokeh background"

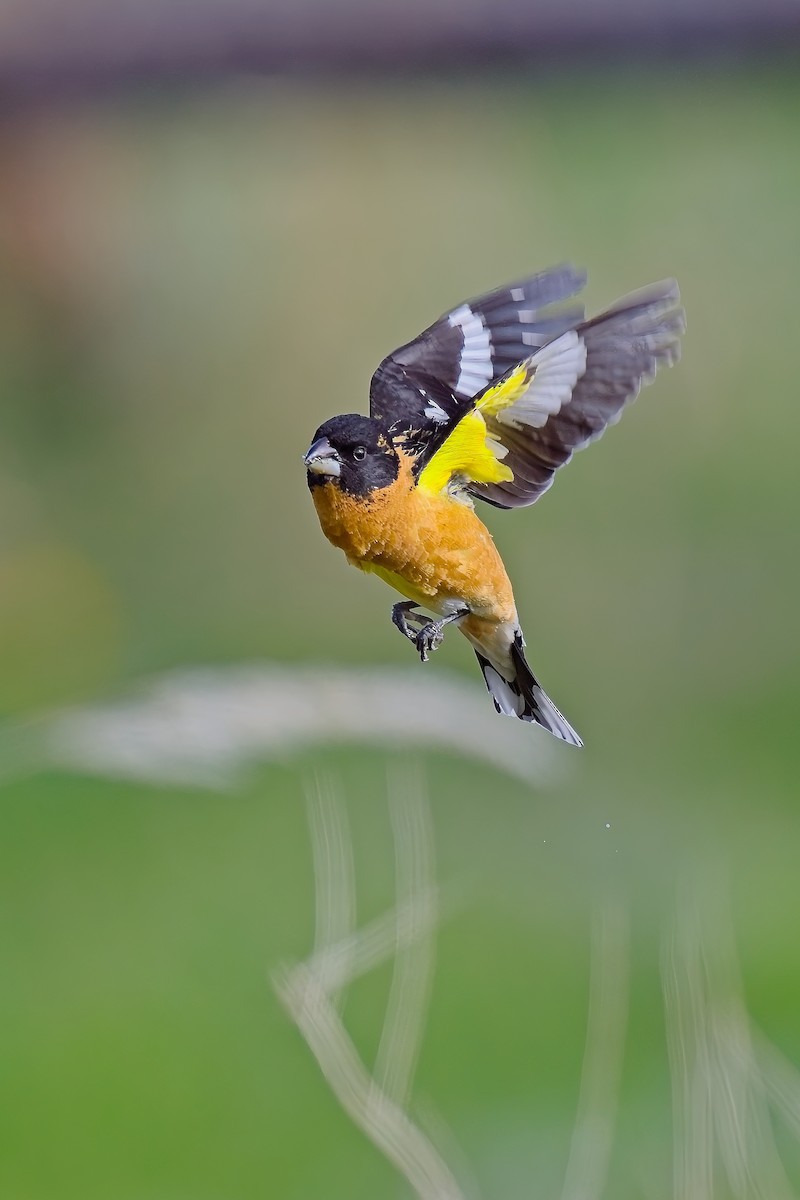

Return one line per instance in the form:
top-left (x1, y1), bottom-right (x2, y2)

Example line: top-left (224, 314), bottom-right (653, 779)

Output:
top-left (1, 3), bottom-right (800, 1196)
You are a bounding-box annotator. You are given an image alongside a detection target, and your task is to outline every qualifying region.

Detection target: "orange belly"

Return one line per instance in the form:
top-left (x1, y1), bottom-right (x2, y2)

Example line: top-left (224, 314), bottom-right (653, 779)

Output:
top-left (310, 460), bottom-right (517, 623)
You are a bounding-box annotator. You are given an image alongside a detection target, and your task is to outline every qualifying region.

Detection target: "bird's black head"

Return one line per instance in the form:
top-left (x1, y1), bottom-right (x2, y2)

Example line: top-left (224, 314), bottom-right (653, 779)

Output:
top-left (304, 414), bottom-right (399, 496)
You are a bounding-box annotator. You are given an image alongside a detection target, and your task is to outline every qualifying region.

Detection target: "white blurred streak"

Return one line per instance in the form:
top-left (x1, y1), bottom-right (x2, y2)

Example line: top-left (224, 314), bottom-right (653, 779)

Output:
top-left (704, 881), bottom-right (777, 1200)
top-left (662, 863), bottom-right (796, 1200)
top-left (373, 762), bottom-right (437, 1109)
top-left (561, 898), bottom-right (630, 1200)
top-left (412, 1100), bottom-right (484, 1200)
top-left (28, 663), bottom-right (559, 789)
top-left (306, 885), bottom-right (442, 996)
top-left (274, 771), bottom-right (466, 1200)
top-left (753, 1030), bottom-right (800, 1142)
top-left (275, 962), bottom-right (464, 1200)
top-left (306, 773), bottom-right (355, 1007)
top-left (663, 899), bottom-right (714, 1200)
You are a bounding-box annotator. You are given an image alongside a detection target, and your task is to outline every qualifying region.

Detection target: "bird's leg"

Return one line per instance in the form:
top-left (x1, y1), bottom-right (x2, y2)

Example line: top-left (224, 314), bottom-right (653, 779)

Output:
top-left (414, 606), bottom-right (470, 663)
top-left (391, 601), bottom-right (429, 643)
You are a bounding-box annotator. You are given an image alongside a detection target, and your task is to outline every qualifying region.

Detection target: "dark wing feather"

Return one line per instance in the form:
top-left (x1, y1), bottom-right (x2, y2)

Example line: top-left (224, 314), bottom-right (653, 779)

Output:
top-left (473, 279), bottom-right (685, 509)
top-left (369, 265), bottom-right (587, 450)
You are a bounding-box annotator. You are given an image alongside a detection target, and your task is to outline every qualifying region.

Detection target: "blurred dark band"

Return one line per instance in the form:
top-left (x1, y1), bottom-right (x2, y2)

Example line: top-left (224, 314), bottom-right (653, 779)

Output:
top-left (1, 0), bottom-right (799, 101)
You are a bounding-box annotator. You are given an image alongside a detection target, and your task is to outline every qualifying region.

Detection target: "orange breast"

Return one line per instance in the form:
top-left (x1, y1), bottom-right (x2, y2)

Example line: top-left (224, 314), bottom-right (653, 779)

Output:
top-left (310, 456), bottom-right (516, 622)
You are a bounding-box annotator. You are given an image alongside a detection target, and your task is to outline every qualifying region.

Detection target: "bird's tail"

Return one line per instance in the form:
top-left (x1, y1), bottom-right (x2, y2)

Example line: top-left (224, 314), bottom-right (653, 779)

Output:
top-left (474, 629), bottom-right (583, 747)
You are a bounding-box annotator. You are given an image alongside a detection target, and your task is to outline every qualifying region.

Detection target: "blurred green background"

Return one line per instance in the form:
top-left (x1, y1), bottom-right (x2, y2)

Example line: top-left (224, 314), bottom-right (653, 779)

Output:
top-left (1, 58), bottom-right (800, 1198)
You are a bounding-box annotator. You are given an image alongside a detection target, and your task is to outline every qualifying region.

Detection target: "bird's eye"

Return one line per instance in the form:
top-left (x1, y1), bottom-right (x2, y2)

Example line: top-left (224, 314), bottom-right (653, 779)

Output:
top-left (352, 445), bottom-right (367, 461)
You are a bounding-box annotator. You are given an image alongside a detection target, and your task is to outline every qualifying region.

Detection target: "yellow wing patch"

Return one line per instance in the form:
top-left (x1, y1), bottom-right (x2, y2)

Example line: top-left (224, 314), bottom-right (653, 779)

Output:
top-left (417, 364), bottom-right (534, 496)
top-left (417, 409), bottom-right (513, 494)
top-left (475, 363), bottom-right (533, 417)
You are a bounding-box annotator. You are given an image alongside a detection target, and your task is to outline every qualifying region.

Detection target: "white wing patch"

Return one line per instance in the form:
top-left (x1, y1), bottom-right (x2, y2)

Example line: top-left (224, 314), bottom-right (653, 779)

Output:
top-left (485, 435), bottom-right (509, 460)
top-left (423, 396), bottom-right (450, 424)
top-left (496, 330), bottom-right (587, 431)
top-left (448, 303), bottom-right (494, 398)
top-left (521, 330), bottom-right (550, 348)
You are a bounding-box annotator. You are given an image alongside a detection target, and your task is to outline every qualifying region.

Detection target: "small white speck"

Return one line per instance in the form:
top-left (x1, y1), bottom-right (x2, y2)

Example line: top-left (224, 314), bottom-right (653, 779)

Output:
top-left (605, 822), bottom-right (611, 829)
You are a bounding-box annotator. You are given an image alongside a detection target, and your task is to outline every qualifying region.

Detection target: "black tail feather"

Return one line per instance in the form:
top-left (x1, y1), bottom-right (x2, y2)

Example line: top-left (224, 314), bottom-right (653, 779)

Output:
top-left (475, 632), bottom-right (583, 747)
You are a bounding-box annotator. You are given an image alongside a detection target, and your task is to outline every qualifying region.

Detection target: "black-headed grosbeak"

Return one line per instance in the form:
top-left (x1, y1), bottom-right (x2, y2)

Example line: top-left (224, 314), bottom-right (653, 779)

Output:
top-left (304, 265), bottom-right (684, 746)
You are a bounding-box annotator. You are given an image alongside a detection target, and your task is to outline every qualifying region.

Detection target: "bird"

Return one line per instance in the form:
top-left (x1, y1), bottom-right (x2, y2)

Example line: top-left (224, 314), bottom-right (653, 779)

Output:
top-left (303, 265), bottom-right (684, 746)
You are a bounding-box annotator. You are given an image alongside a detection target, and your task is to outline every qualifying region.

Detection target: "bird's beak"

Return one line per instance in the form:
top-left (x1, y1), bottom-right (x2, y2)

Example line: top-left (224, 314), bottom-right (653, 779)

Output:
top-left (303, 436), bottom-right (341, 477)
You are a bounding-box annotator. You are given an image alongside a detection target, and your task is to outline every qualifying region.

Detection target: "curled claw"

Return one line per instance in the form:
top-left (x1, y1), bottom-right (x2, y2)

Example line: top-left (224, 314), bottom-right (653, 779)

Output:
top-left (415, 622), bottom-right (444, 663)
top-left (391, 601), bottom-right (428, 643)
top-left (392, 601), bottom-right (470, 661)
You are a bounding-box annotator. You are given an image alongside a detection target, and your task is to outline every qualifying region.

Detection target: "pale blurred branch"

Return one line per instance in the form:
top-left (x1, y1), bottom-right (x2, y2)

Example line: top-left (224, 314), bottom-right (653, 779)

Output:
top-left (662, 862), bottom-right (796, 1200)
top-left (752, 1029), bottom-right (800, 1143)
top-left (306, 771), bottom-right (356, 1007)
top-left (273, 770), bottom-right (466, 1200)
top-left (17, 662), bottom-right (559, 790)
top-left (561, 897), bottom-right (630, 1200)
top-left (306, 885), bottom-right (443, 996)
top-left (373, 762), bottom-right (437, 1110)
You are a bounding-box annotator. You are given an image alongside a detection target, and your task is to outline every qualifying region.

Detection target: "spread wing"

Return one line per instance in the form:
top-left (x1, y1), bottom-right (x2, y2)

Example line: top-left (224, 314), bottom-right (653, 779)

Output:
top-left (369, 264), bottom-right (587, 455)
top-left (416, 279), bottom-right (685, 507)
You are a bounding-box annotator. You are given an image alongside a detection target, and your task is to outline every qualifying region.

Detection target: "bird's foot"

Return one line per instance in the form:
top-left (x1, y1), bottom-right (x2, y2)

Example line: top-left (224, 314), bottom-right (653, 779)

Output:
top-left (415, 620), bottom-right (445, 663)
top-left (391, 601), bottom-right (428, 643)
top-left (392, 601), bottom-right (470, 661)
